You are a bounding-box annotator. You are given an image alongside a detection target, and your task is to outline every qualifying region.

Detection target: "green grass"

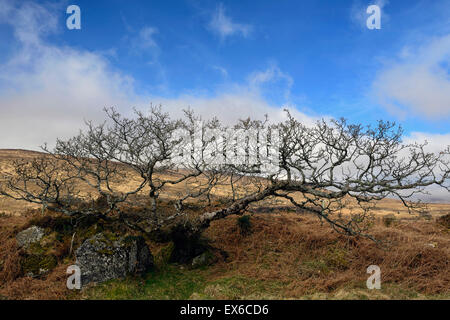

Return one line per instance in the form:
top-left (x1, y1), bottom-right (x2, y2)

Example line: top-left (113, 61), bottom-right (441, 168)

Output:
top-left (191, 275), bottom-right (286, 300)
top-left (83, 265), bottom-right (286, 300)
top-left (84, 265), bottom-right (207, 300)
top-left (82, 264), bottom-right (448, 300)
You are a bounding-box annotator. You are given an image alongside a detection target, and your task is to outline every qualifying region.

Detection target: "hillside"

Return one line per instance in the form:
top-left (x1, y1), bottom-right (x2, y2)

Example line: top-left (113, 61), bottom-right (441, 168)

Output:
top-left (1, 149), bottom-right (449, 218)
top-left (0, 149), bottom-right (449, 300)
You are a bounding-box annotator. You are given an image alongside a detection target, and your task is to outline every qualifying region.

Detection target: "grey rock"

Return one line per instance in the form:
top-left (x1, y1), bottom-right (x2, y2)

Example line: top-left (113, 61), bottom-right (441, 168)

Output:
top-left (75, 233), bottom-right (154, 287)
top-left (192, 251), bottom-right (216, 268)
top-left (16, 226), bottom-right (45, 248)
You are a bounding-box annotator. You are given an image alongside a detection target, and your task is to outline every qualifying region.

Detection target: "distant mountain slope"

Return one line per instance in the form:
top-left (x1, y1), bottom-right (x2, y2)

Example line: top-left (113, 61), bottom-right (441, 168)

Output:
top-left (0, 149), bottom-right (449, 217)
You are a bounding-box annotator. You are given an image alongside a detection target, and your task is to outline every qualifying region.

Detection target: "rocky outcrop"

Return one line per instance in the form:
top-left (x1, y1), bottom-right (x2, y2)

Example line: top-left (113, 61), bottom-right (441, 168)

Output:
top-left (75, 233), bottom-right (154, 287)
top-left (16, 226), bottom-right (45, 248)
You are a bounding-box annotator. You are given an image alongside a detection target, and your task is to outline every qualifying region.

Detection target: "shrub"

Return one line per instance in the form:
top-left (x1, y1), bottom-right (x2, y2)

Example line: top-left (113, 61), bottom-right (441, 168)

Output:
top-left (21, 254), bottom-right (57, 276)
top-left (154, 242), bottom-right (175, 269)
top-left (437, 213), bottom-right (450, 228)
top-left (237, 215), bottom-right (252, 235)
top-left (382, 214), bottom-right (396, 227)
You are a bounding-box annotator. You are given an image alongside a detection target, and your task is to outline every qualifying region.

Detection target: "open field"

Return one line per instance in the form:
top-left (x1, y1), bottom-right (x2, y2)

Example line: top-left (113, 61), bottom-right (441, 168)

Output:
top-left (0, 149), bottom-right (449, 300)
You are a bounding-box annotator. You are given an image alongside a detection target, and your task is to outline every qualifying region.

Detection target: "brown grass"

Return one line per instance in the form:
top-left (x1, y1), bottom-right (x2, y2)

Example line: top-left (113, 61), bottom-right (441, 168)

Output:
top-left (204, 213), bottom-right (450, 297)
top-left (0, 214), bottom-right (26, 284)
top-left (0, 210), bottom-right (448, 299)
top-left (0, 213), bottom-right (75, 300)
top-left (0, 264), bottom-right (71, 300)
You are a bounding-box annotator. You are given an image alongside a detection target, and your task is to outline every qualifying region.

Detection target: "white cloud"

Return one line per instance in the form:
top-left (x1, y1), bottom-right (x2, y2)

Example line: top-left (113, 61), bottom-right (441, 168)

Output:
top-left (0, 46), bottom-right (142, 150)
top-left (402, 132), bottom-right (450, 202)
top-left (373, 34), bottom-right (450, 119)
top-left (144, 64), bottom-right (315, 125)
top-left (0, 0), bottom-right (58, 46)
top-left (403, 132), bottom-right (450, 154)
top-left (0, 1), bottom-right (310, 150)
top-left (150, 90), bottom-right (317, 126)
top-left (208, 3), bottom-right (252, 40)
top-left (0, 1), bottom-right (143, 150)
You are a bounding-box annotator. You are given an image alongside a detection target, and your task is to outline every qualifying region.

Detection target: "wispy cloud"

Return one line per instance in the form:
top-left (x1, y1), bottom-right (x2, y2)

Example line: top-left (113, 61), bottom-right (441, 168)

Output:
top-left (0, 0), bottom-right (59, 45)
top-left (247, 64), bottom-right (294, 102)
top-left (373, 34), bottom-right (450, 120)
top-left (149, 64), bottom-right (313, 126)
top-left (128, 26), bottom-right (160, 63)
top-left (212, 65), bottom-right (228, 77)
top-left (248, 65), bottom-right (293, 89)
top-left (0, 1), bottom-right (141, 150)
top-left (208, 3), bottom-right (252, 40)
top-left (133, 26), bottom-right (159, 50)
top-left (0, 2), bottom-right (302, 149)
top-left (125, 25), bottom-right (165, 86)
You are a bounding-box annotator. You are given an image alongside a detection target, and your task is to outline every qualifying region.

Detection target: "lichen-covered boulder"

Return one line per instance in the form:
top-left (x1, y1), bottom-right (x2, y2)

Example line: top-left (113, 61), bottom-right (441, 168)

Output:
top-left (16, 226), bottom-right (59, 277)
top-left (16, 226), bottom-right (45, 248)
top-left (75, 233), bottom-right (154, 287)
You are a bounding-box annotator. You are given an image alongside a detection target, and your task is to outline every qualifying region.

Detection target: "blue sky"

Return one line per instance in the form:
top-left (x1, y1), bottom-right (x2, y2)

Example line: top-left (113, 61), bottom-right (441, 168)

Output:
top-left (0, 0), bottom-right (450, 151)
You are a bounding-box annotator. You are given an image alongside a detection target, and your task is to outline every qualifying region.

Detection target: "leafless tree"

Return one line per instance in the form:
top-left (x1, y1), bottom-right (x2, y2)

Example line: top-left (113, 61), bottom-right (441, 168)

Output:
top-left (194, 111), bottom-right (450, 242)
top-left (1, 107), bottom-right (449, 246)
top-left (1, 107), bottom-right (222, 226)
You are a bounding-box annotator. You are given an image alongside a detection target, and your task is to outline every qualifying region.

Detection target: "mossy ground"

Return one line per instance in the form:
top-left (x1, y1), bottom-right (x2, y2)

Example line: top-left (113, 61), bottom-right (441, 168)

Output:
top-left (81, 265), bottom-right (287, 300)
top-left (80, 265), bottom-right (448, 300)
top-left (83, 266), bottom-right (203, 299)
top-left (21, 254), bottom-right (57, 275)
